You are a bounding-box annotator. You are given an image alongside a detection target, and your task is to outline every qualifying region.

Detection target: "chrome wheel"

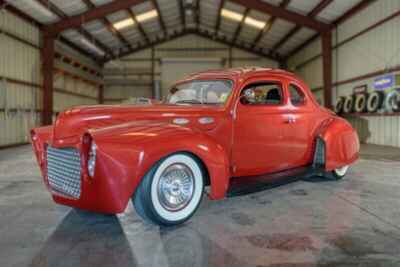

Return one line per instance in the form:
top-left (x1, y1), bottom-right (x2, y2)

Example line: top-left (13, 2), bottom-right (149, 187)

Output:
top-left (157, 163), bottom-right (195, 211)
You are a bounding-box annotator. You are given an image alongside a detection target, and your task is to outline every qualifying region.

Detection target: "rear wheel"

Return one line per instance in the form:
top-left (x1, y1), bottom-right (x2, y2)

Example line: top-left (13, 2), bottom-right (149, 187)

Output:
top-left (330, 165), bottom-right (349, 180)
top-left (133, 153), bottom-right (204, 226)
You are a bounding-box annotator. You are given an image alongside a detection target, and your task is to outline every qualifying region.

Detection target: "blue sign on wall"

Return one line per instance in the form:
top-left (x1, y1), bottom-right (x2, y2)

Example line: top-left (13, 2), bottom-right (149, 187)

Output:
top-left (374, 74), bottom-right (395, 90)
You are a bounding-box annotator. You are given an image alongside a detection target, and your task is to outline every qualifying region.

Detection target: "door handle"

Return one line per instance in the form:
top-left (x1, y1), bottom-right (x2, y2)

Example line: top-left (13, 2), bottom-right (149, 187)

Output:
top-left (286, 117), bottom-right (296, 124)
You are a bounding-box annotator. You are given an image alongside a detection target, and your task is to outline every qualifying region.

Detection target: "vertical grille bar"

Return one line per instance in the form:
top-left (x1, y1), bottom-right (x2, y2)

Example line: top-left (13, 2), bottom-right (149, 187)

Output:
top-left (46, 146), bottom-right (81, 199)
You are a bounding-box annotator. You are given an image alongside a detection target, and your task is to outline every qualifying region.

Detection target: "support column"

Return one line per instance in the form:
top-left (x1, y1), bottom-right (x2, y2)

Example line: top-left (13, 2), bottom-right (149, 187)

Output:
top-left (279, 59), bottom-right (288, 70)
top-left (151, 46), bottom-right (155, 98)
top-left (98, 84), bottom-right (104, 104)
top-left (322, 31), bottom-right (332, 109)
top-left (42, 34), bottom-right (54, 125)
top-left (228, 46), bottom-right (233, 68)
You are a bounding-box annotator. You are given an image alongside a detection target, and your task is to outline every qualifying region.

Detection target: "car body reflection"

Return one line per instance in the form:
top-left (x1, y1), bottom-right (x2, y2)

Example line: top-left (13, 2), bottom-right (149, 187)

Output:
top-left (30, 208), bottom-right (249, 267)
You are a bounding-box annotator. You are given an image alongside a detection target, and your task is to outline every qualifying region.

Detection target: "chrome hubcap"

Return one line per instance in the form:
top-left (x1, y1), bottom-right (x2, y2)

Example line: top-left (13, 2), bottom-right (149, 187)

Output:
top-left (157, 163), bottom-right (195, 211)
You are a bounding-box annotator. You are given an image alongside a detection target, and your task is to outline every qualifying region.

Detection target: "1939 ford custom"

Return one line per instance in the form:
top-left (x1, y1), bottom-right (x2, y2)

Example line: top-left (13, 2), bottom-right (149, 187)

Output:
top-left (31, 68), bottom-right (359, 226)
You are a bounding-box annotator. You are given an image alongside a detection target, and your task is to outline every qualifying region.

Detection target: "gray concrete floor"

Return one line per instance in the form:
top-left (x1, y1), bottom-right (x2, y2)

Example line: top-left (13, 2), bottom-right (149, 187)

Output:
top-left (0, 144), bottom-right (400, 267)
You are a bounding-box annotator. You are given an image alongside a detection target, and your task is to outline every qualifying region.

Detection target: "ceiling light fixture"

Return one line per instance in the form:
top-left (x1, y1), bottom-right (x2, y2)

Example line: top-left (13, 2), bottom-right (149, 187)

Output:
top-left (221, 8), bottom-right (266, 29)
top-left (221, 8), bottom-right (243, 22)
top-left (244, 17), bottom-right (266, 29)
top-left (113, 18), bottom-right (135, 30)
top-left (136, 10), bottom-right (158, 23)
top-left (80, 38), bottom-right (105, 56)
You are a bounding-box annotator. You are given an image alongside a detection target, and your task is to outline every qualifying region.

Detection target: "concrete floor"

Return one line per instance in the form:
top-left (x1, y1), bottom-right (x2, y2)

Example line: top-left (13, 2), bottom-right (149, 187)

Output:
top-left (0, 145), bottom-right (400, 267)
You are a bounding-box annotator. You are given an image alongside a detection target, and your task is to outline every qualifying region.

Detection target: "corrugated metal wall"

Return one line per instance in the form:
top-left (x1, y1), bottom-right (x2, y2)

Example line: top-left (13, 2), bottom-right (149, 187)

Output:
top-left (104, 34), bottom-right (278, 103)
top-left (287, 0), bottom-right (400, 147)
top-left (0, 10), bottom-right (101, 147)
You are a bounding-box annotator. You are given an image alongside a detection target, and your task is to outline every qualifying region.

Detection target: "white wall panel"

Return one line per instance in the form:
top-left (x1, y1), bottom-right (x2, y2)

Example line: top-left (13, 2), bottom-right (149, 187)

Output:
top-left (103, 86), bottom-right (152, 102)
top-left (0, 10), bottom-right (101, 147)
top-left (0, 10), bottom-right (40, 46)
top-left (104, 34), bottom-right (278, 102)
top-left (337, 0), bottom-right (400, 43)
top-left (0, 10), bottom-right (41, 146)
top-left (287, 1), bottom-right (400, 148)
top-left (346, 116), bottom-right (400, 148)
top-left (231, 48), bottom-right (278, 68)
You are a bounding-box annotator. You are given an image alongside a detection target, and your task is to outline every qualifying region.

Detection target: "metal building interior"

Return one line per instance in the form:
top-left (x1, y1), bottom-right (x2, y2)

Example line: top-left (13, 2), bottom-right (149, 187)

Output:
top-left (0, 0), bottom-right (400, 266)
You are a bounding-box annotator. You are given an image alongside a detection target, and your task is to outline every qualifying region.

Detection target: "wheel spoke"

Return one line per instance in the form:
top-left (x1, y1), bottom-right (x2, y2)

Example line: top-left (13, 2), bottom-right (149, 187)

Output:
top-left (157, 163), bottom-right (195, 211)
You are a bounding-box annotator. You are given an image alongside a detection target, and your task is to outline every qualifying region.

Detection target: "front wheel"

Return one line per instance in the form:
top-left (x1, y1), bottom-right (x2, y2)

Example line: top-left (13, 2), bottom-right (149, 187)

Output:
top-left (133, 153), bottom-right (204, 226)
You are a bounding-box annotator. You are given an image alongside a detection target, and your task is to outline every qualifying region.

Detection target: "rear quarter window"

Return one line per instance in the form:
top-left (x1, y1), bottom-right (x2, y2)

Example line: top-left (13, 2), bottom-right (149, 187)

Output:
top-left (289, 84), bottom-right (306, 106)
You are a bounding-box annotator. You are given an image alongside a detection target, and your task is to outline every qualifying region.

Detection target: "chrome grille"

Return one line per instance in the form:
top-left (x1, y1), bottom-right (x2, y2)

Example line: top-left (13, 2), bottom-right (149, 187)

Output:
top-left (46, 146), bottom-right (81, 199)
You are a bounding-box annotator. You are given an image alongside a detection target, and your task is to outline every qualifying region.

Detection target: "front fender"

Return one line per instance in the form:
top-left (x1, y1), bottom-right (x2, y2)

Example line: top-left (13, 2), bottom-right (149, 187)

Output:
top-left (317, 117), bottom-right (360, 171)
top-left (90, 122), bottom-right (230, 213)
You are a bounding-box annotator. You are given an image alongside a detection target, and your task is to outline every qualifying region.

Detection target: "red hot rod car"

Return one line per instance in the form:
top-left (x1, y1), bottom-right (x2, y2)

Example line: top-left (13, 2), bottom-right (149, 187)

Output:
top-left (31, 68), bottom-right (359, 226)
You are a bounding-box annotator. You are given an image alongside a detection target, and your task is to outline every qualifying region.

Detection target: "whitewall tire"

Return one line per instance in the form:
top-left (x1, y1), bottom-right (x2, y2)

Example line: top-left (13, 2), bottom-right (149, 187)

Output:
top-left (331, 165), bottom-right (349, 179)
top-left (133, 153), bottom-right (205, 226)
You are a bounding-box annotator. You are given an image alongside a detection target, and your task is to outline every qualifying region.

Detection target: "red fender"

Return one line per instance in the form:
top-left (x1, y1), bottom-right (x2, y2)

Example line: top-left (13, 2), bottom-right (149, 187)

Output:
top-left (90, 122), bottom-right (230, 213)
top-left (317, 117), bottom-right (359, 171)
top-left (31, 126), bottom-right (53, 180)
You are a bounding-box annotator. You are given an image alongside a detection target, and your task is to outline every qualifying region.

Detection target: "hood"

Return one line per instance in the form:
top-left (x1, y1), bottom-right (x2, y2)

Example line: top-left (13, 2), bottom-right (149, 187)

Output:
top-left (53, 104), bottom-right (225, 142)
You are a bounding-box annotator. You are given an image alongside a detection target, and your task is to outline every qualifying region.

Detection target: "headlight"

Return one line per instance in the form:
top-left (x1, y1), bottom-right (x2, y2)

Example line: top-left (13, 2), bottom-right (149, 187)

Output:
top-left (87, 142), bottom-right (96, 177)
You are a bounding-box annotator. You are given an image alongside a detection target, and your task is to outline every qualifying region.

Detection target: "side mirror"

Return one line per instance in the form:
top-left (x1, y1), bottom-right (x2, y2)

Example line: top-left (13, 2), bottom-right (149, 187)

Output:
top-left (242, 88), bottom-right (256, 103)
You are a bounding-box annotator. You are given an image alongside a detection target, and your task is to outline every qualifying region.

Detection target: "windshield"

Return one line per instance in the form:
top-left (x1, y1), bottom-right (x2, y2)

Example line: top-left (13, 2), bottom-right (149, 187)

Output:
top-left (165, 80), bottom-right (233, 105)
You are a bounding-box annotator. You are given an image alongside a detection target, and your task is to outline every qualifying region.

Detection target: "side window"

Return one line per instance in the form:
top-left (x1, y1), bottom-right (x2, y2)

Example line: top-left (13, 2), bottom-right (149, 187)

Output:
top-left (289, 84), bottom-right (306, 106)
top-left (241, 82), bottom-right (283, 105)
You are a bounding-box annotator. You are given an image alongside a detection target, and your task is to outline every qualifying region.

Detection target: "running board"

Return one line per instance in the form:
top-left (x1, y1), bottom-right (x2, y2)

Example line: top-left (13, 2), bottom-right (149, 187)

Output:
top-left (226, 166), bottom-right (324, 198)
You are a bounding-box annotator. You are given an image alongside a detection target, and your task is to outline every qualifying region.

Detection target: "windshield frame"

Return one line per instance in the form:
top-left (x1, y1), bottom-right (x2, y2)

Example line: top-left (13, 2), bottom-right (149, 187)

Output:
top-left (164, 78), bottom-right (235, 107)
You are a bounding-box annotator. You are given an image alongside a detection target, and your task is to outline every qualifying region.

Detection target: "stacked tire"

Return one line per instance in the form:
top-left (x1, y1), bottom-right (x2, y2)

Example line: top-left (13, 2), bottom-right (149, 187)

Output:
top-left (334, 90), bottom-right (400, 115)
top-left (354, 93), bottom-right (367, 113)
top-left (366, 91), bottom-right (384, 113)
top-left (384, 90), bottom-right (400, 112)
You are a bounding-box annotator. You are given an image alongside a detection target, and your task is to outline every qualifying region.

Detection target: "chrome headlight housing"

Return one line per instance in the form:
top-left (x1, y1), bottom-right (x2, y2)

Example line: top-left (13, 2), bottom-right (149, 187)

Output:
top-left (87, 142), bottom-right (97, 177)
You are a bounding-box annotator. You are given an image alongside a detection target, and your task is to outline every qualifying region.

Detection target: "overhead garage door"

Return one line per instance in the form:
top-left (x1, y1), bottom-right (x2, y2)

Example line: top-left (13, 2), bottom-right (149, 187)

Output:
top-left (160, 58), bottom-right (223, 99)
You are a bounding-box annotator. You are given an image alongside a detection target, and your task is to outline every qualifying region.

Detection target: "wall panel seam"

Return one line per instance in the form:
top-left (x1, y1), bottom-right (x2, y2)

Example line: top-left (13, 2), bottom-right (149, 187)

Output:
top-left (0, 75), bottom-right (98, 100)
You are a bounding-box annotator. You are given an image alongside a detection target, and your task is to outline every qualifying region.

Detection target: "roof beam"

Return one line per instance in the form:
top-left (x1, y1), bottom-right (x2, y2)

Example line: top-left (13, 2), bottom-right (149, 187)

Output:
top-left (59, 36), bottom-right (102, 63)
top-left (102, 18), bottom-right (134, 52)
top-left (1, 0), bottom-right (101, 62)
top-left (150, 0), bottom-right (167, 36)
top-left (270, 25), bottom-right (301, 52)
top-left (270, 0), bottom-right (333, 54)
top-left (81, 0), bottom-right (134, 54)
top-left (286, 0), bottom-right (376, 58)
top-left (46, 0), bottom-right (147, 35)
top-left (36, 0), bottom-right (113, 59)
top-left (6, 1), bottom-right (101, 63)
top-left (308, 0), bottom-right (334, 17)
top-left (252, 0), bottom-right (291, 48)
top-left (177, 0), bottom-right (186, 29)
top-left (286, 33), bottom-right (319, 58)
top-left (232, 8), bottom-right (249, 44)
top-left (229, 0), bottom-right (330, 32)
top-left (215, 0), bottom-right (225, 33)
top-left (126, 8), bottom-right (150, 44)
top-left (110, 30), bottom-right (190, 60)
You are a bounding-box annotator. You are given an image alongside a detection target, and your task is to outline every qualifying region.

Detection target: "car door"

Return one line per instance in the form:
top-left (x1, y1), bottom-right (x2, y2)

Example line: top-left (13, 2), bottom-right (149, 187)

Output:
top-left (232, 78), bottom-right (295, 177)
top-left (284, 82), bottom-right (318, 167)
